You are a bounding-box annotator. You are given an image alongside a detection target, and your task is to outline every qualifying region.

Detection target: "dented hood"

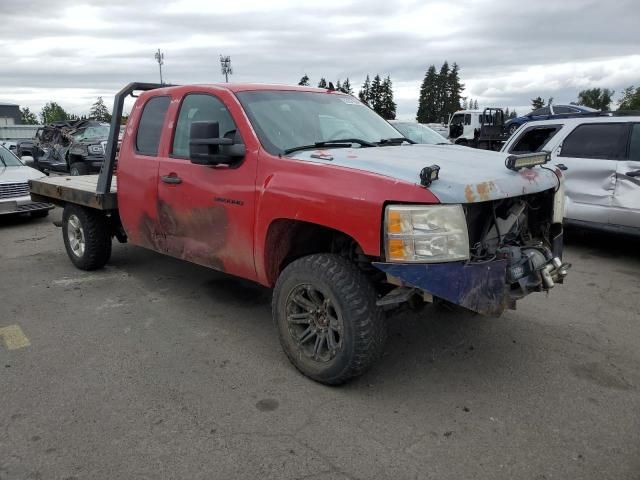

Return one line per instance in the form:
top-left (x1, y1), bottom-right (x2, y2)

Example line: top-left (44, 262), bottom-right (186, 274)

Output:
top-left (290, 144), bottom-right (559, 203)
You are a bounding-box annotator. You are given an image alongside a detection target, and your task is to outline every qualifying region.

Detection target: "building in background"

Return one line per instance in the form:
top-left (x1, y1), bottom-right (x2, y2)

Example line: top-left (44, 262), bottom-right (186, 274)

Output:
top-left (0, 102), bottom-right (22, 126)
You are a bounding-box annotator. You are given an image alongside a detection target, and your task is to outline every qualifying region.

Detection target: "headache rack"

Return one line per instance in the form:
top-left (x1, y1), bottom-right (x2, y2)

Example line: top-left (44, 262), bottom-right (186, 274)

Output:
top-left (29, 82), bottom-right (169, 210)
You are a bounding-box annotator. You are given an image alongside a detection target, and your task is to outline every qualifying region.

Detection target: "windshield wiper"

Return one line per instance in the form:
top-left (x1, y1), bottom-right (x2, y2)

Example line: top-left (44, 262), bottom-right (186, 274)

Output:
top-left (284, 138), bottom-right (377, 155)
top-left (377, 137), bottom-right (414, 145)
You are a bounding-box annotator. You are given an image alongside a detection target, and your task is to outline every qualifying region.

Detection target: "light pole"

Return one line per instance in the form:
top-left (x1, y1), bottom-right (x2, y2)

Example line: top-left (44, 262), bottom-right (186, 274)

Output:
top-left (155, 48), bottom-right (165, 85)
top-left (220, 55), bottom-right (232, 83)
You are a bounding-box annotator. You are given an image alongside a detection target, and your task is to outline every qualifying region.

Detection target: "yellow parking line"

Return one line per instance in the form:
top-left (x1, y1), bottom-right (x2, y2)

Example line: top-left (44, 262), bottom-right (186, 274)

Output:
top-left (0, 325), bottom-right (31, 350)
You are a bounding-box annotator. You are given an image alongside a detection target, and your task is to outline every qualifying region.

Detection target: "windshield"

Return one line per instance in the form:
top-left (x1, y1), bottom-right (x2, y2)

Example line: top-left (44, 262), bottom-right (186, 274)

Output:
top-left (392, 123), bottom-right (449, 144)
top-left (76, 124), bottom-right (110, 140)
top-left (235, 91), bottom-right (403, 155)
top-left (450, 114), bottom-right (464, 126)
top-left (0, 146), bottom-right (23, 167)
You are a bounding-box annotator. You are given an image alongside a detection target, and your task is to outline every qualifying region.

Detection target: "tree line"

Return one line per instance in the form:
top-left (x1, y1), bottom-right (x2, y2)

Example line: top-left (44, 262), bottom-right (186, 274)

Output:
top-left (20, 97), bottom-right (114, 125)
top-left (298, 74), bottom-right (396, 120)
top-left (530, 86), bottom-right (640, 112)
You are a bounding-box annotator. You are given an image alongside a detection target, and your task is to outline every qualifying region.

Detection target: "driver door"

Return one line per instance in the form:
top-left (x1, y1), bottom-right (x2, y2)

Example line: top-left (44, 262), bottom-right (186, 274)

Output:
top-left (156, 92), bottom-right (258, 280)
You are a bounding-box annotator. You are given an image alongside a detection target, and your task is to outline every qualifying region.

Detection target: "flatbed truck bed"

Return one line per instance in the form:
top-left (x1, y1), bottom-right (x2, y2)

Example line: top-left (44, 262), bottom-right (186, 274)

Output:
top-left (30, 175), bottom-right (118, 210)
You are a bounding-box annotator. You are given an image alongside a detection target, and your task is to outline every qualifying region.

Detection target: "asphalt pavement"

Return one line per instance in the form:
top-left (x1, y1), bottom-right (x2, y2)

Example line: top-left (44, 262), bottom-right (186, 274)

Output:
top-left (1, 208), bottom-right (639, 480)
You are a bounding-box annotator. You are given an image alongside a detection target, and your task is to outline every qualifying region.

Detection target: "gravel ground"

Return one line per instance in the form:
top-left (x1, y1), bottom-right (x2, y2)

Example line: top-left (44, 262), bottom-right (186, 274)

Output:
top-left (1, 208), bottom-right (639, 480)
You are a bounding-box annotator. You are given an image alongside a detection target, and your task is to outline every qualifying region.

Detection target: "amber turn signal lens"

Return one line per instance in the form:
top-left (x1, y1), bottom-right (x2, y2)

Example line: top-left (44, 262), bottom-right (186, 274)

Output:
top-left (387, 239), bottom-right (406, 260)
top-left (387, 210), bottom-right (403, 234)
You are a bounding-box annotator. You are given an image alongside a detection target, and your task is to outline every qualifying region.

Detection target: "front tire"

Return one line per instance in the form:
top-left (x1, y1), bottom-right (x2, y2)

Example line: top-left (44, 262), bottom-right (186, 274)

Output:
top-left (508, 124), bottom-right (519, 136)
top-left (62, 205), bottom-right (112, 270)
top-left (273, 254), bottom-right (387, 385)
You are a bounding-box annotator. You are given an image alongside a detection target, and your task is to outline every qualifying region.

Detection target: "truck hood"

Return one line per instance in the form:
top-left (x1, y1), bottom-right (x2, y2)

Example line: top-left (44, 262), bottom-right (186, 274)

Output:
top-left (290, 144), bottom-right (559, 203)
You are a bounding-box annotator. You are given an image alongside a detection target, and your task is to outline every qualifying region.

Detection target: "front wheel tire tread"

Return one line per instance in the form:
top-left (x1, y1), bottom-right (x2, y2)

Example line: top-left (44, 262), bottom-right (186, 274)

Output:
top-left (273, 253), bottom-right (387, 385)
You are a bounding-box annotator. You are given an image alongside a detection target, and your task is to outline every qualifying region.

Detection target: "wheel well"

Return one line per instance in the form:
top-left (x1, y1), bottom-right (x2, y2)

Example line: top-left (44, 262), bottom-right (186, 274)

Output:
top-left (264, 219), bottom-right (374, 286)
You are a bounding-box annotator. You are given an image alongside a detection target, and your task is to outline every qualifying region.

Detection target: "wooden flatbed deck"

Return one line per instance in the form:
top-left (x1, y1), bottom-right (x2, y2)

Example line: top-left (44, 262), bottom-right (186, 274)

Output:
top-left (30, 175), bottom-right (118, 210)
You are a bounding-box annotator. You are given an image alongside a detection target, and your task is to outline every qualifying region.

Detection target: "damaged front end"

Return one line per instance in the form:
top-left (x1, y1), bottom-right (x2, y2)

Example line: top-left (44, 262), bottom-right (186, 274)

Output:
top-left (373, 188), bottom-right (570, 316)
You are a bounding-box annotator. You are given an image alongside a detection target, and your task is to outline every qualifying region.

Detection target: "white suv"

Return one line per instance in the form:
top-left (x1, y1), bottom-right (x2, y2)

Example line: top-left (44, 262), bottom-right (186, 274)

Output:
top-left (501, 116), bottom-right (640, 235)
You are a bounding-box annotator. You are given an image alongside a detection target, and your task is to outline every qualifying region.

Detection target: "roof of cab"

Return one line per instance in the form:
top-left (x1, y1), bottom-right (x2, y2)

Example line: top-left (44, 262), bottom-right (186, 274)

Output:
top-left (161, 83), bottom-right (343, 94)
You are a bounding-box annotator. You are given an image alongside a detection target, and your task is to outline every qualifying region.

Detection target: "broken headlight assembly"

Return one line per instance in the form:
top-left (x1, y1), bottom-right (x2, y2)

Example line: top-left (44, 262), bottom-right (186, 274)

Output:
top-left (88, 144), bottom-right (104, 155)
top-left (384, 205), bottom-right (470, 263)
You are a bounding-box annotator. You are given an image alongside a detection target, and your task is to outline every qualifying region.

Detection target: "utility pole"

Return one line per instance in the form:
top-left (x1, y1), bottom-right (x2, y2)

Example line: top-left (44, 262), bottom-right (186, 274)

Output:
top-left (155, 48), bottom-right (165, 85)
top-left (220, 55), bottom-right (233, 83)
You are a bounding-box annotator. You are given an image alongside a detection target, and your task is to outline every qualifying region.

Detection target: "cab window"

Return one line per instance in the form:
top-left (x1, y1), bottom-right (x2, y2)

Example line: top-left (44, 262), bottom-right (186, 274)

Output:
top-left (172, 94), bottom-right (239, 158)
top-left (136, 96), bottom-right (170, 156)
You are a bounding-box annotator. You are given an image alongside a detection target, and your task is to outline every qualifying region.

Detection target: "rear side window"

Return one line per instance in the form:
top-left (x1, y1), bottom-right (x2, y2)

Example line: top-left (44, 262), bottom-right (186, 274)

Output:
top-left (630, 124), bottom-right (640, 161)
top-left (464, 114), bottom-right (471, 125)
top-left (136, 96), bottom-right (170, 156)
top-left (510, 126), bottom-right (561, 154)
top-left (560, 123), bottom-right (629, 160)
top-left (553, 106), bottom-right (572, 114)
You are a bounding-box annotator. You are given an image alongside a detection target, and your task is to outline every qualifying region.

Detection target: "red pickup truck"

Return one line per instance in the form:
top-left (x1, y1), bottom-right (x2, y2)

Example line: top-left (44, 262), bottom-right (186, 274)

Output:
top-left (31, 82), bottom-right (570, 384)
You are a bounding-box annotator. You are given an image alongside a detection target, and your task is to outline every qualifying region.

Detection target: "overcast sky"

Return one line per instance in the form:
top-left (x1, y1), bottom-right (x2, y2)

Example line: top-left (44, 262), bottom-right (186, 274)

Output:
top-left (2, 0), bottom-right (639, 120)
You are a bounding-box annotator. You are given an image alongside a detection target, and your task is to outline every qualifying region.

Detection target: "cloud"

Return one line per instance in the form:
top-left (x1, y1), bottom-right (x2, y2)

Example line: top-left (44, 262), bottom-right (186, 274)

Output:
top-left (1, 0), bottom-right (639, 118)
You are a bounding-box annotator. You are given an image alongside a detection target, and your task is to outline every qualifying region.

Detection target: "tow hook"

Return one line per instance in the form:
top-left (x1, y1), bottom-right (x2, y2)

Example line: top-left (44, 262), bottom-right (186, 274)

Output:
top-left (541, 257), bottom-right (571, 289)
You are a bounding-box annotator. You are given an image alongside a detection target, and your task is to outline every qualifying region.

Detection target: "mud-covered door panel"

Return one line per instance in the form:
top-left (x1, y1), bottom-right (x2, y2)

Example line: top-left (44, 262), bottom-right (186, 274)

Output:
top-left (118, 95), bottom-right (170, 247)
top-left (611, 123), bottom-right (640, 229)
top-left (557, 122), bottom-right (628, 224)
top-left (157, 93), bottom-right (257, 280)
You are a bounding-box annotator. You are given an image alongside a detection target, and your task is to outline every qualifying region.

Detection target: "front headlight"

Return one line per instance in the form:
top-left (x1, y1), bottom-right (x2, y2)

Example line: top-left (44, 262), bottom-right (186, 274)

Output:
top-left (88, 144), bottom-right (104, 155)
top-left (385, 204), bottom-right (470, 263)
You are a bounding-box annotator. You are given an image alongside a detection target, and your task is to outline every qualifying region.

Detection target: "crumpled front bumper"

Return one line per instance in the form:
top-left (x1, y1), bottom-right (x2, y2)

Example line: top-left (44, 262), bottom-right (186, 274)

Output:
top-left (373, 252), bottom-right (569, 316)
top-left (373, 260), bottom-right (510, 315)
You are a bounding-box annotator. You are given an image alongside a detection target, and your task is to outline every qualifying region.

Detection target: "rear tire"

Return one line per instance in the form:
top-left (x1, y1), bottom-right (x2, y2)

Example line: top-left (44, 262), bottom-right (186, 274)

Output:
top-left (273, 254), bottom-right (387, 385)
top-left (70, 162), bottom-right (89, 176)
top-left (62, 204), bottom-right (112, 270)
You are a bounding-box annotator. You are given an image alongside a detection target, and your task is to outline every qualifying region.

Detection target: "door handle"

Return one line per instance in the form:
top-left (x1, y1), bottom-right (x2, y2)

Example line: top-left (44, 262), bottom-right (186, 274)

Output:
top-left (555, 163), bottom-right (568, 171)
top-left (626, 170), bottom-right (640, 177)
top-left (161, 174), bottom-right (182, 184)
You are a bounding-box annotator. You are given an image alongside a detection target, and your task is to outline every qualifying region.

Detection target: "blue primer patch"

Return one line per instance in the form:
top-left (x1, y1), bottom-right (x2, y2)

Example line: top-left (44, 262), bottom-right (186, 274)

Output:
top-left (372, 260), bottom-right (509, 316)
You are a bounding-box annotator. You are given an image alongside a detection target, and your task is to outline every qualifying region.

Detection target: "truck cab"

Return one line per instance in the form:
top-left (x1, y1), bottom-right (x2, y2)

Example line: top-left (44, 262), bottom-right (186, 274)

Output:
top-left (30, 83), bottom-right (570, 385)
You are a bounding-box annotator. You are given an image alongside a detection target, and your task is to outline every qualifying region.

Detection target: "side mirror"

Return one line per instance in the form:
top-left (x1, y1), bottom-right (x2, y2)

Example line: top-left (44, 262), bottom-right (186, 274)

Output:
top-left (21, 155), bottom-right (35, 167)
top-left (189, 121), bottom-right (245, 165)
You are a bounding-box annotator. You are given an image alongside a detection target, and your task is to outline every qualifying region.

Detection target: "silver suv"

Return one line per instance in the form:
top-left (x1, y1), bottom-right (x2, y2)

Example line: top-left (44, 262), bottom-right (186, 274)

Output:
top-left (502, 116), bottom-right (640, 235)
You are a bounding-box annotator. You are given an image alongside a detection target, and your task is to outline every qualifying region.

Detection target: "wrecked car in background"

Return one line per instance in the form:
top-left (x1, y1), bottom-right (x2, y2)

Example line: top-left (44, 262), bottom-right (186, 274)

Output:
top-left (32, 120), bottom-right (110, 175)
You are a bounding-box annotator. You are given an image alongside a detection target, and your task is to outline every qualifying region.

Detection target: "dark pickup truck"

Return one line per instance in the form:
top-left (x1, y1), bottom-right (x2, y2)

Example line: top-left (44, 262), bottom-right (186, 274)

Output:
top-left (30, 82), bottom-right (570, 384)
top-left (30, 119), bottom-right (109, 175)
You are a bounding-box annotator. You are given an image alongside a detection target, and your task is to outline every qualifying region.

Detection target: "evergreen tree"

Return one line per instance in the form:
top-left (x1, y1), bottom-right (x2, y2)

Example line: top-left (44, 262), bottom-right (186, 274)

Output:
top-left (340, 78), bottom-right (353, 95)
top-left (298, 74), bottom-right (310, 86)
top-left (370, 74), bottom-right (383, 114)
top-left (504, 107), bottom-right (510, 118)
top-left (358, 75), bottom-right (371, 105)
top-left (20, 107), bottom-right (38, 125)
top-left (335, 80), bottom-right (342, 92)
top-left (447, 62), bottom-right (464, 115)
top-left (40, 102), bottom-right (68, 124)
top-left (531, 97), bottom-right (545, 109)
top-left (317, 78), bottom-right (327, 88)
top-left (510, 110), bottom-right (517, 119)
top-left (416, 65), bottom-right (438, 123)
top-left (435, 61), bottom-right (450, 121)
top-left (89, 97), bottom-right (111, 122)
top-left (462, 98), bottom-right (468, 109)
top-left (473, 99), bottom-right (478, 109)
top-left (378, 76), bottom-right (396, 120)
